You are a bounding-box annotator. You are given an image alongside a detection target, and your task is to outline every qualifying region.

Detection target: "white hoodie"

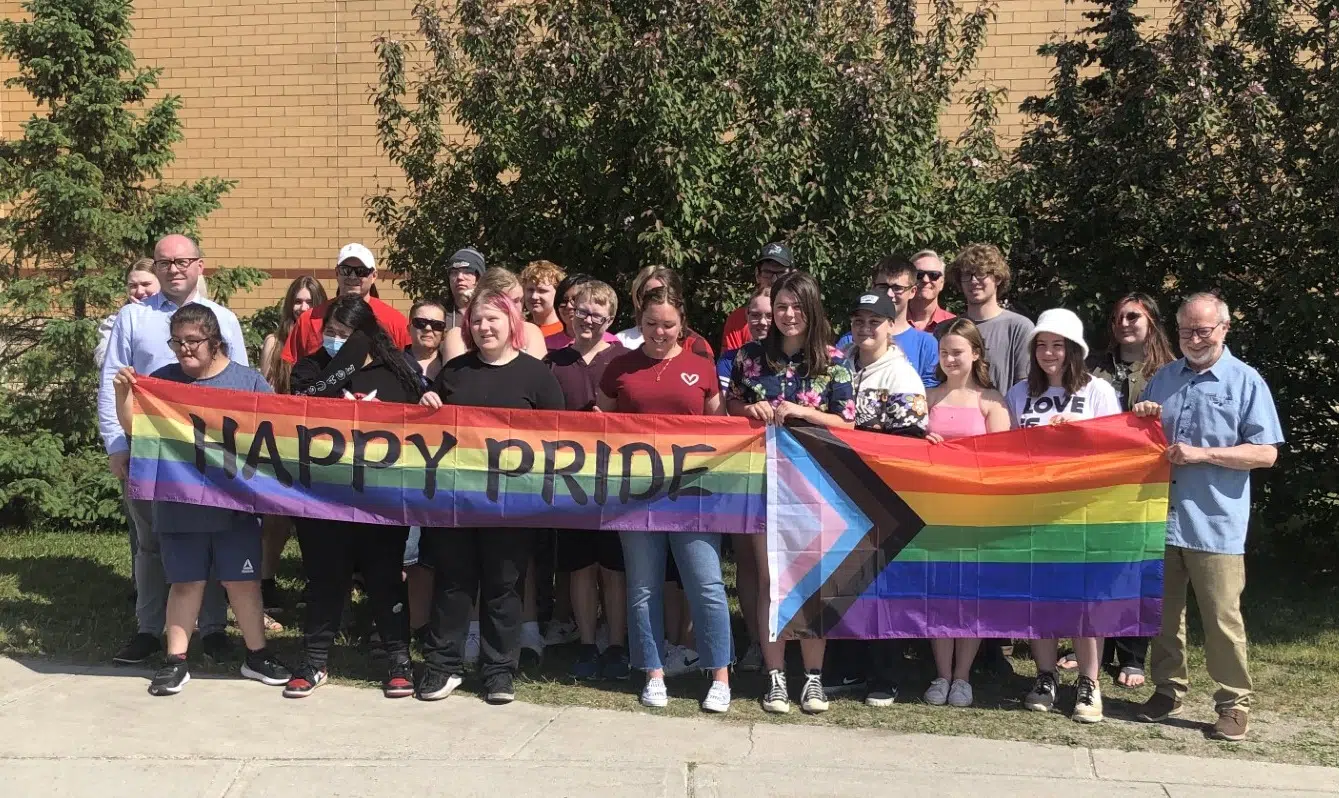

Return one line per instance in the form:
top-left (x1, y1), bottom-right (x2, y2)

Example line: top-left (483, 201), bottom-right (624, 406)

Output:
top-left (845, 342), bottom-right (928, 436)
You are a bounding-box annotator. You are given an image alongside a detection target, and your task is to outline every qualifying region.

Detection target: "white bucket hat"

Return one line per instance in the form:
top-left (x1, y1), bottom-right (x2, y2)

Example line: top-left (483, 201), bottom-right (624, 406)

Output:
top-left (1032, 308), bottom-right (1089, 360)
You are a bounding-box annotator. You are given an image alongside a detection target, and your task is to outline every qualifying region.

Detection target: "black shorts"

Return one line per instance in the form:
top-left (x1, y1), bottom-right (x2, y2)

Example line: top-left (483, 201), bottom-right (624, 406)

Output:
top-left (554, 530), bottom-right (625, 573)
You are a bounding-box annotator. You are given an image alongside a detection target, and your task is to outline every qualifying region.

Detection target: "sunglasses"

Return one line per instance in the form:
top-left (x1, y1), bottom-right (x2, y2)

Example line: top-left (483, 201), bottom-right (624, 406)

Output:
top-left (337, 263), bottom-right (373, 278)
top-left (916, 270), bottom-right (943, 282)
top-left (411, 317), bottom-right (448, 333)
top-left (1119, 311), bottom-right (1145, 324)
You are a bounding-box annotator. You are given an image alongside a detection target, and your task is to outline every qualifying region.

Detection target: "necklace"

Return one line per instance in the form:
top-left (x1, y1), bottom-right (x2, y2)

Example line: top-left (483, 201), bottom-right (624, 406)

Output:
top-left (650, 346), bottom-right (680, 381)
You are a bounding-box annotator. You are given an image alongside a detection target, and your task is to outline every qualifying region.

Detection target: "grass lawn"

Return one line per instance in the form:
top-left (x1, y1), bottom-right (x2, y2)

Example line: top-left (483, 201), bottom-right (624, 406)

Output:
top-left (2, 528), bottom-right (1337, 767)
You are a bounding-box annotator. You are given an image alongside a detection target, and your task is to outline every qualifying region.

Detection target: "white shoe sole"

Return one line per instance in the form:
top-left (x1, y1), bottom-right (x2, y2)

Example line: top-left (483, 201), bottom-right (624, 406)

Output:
top-left (418, 675), bottom-right (463, 701)
top-left (801, 701), bottom-right (830, 714)
top-left (1023, 697), bottom-right (1055, 712)
top-left (241, 663), bottom-right (289, 686)
top-left (1072, 711), bottom-right (1105, 724)
top-left (865, 695), bottom-right (895, 708)
top-left (148, 671), bottom-right (190, 696)
top-left (761, 699), bottom-right (790, 714)
top-left (641, 695), bottom-right (669, 708)
top-left (701, 701), bottom-right (730, 713)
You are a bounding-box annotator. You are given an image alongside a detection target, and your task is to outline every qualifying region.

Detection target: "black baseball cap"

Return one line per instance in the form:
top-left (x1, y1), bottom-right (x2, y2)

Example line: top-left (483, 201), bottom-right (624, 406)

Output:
top-left (754, 241), bottom-right (793, 270)
top-left (849, 291), bottom-right (897, 319)
top-left (446, 247), bottom-right (485, 277)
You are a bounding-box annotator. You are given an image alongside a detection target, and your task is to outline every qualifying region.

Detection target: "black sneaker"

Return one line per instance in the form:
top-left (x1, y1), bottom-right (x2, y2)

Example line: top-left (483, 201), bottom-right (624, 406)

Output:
top-left (416, 669), bottom-right (463, 701)
top-left (113, 633), bottom-right (161, 665)
top-left (865, 679), bottom-right (898, 708)
top-left (261, 578), bottom-right (283, 614)
top-left (148, 655), bottom-right (190, 696)
top-left (823, 672), bottom-right (865, 697)
top-left (599, 644), bottom-right (631, 681)
top-left (201, 631), bottom-right (235, 663)
top-left (1024, 670), bottom-right (1059, 712)
top-left (571, 643), bottom-right (601, 680)
top-left (485, 674), bottom-right (515, 705)
top-left (282, 663), bottom-right (328, 698)
top-left (241, 648), bottom-right (292, 686)
top-left (384, 658), bottom-right (415, 698)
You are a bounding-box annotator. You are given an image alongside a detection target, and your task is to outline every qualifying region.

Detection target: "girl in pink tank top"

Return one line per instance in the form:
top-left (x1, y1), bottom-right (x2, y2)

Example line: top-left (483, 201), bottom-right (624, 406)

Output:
top-left (920, 319), bottom-right (1012, 708)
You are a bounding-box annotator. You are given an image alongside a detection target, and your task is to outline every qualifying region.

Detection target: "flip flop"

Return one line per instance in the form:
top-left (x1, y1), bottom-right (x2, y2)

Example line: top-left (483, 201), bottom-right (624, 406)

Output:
top-left (1117, 665), bottom-right (1145, 688)
top-left (1056, 652), bottom-right (1079, 670)
top-left (263, 613), bottom-right (285, 633)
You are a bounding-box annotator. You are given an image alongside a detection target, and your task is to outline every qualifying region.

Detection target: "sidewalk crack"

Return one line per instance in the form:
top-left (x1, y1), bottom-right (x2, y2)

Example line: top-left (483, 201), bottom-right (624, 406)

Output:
top-left (509, 706), bottom-right (565, 759)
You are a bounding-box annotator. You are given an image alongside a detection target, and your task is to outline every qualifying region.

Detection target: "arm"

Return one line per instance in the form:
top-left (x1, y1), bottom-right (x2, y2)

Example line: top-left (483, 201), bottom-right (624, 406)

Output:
top-left (596, 390), bottom-right (619, 413)
top-left (781, 405), bottom-right (853, 429)
top-left (290, 333), bottom-right (372, 397)
top-left (98, 309), bottom-right (133, 458)
top-left (917, 340), bottom-right (940, 389)
top-left (280, 310), bottom-right (311, 364)
top-left (982, 393), bottom-right (1012, 433)
top-left (704, 389), bottom-right (725, 416)
top-left (221, 309), bottom-right (249, 367)
top-left (93, 315), bottom-right (115, 370)
top-left (259, 335), bottom-right (278, 382)
top-left (442, 328), bottom-right (466, 361)
top-left (112, 368), bottom-right (138, 439)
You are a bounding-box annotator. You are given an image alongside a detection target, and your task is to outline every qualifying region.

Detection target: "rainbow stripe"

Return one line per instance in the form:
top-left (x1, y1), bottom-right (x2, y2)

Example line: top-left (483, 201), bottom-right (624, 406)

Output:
top-left (128, 378), bottom-right (766, 533)
top-left (767, 415), bottom-right (1168, 640)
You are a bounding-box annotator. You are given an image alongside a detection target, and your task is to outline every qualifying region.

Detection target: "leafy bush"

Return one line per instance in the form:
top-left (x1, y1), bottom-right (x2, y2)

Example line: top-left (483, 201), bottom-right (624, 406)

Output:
top-left (1010, 0), bottom-right (1339, 573)
top-left (369, 0), bottom-right (1015, 339)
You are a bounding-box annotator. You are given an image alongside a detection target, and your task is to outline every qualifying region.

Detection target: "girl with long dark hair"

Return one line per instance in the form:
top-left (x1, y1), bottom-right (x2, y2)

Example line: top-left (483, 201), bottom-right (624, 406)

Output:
top-left (283, 294), bottom-right (424, 700)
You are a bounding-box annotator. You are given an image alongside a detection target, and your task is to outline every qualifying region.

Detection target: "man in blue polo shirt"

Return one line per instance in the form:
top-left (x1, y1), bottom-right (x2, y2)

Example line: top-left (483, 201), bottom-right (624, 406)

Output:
top-left (1132, 292), bottom-right (1282, 743)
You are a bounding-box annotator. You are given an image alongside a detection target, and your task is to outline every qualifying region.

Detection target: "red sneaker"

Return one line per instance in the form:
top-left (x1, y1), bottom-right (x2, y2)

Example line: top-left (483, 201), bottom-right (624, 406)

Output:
top-left (282, 665), bottom-right (327, 698)
top-left (383, 660), bottom-right (414, 698)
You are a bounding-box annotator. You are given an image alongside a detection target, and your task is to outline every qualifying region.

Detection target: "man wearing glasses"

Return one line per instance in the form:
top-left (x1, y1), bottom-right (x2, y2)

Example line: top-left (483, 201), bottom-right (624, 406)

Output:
top-left (98, 234), bottom-right (245, 667)
top-left (719, 242), bottom-right (794, 353)
top-left (1132, 292), bottom-right (1282, 744)
top-left (835, 256), bottom-right (940, 388)
top-left (281, 243), bottom-right (411, 364)
top-left (947, 243), bottom-right (1034, 392)
top-left (907, 250), bottom-right (957, 333)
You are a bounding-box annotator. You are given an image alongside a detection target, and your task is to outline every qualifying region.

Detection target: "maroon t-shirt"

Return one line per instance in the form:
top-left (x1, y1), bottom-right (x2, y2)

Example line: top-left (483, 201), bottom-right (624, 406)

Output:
top-left (545, 342), bottom-right (627, 411)
top-left (599, 348), bottom-right (719, 415)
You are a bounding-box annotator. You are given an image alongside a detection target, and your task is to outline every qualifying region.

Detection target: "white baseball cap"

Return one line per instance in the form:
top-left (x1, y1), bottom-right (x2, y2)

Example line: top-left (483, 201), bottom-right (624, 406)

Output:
top-left (336, 243), bottom-right (376, 271)
top-left (1032, 308), bottom-right (1089, 360)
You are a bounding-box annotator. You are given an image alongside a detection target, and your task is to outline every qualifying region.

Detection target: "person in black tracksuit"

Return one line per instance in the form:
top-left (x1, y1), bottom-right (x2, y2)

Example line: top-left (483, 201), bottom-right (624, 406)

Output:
top-left (283, 294), bottom-right (424, 700)
top-left (414, 286), bottom-right (566, 705)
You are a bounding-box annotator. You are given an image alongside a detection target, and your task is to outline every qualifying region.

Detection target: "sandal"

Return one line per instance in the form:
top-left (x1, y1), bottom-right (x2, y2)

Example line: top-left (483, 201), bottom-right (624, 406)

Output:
top-left (1116, 665), bottom-right (1145, 688)
top-left (1056, 652), bottom-right (1079, 670)
top-left (263, 613), bottom-right (285, 633)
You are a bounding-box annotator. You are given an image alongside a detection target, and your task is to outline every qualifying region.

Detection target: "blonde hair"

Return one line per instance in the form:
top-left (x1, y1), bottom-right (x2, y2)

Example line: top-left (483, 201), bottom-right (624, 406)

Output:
top-left (571, 280), bottom-right (618, 318)
top-left (478, 266), bottom-right (521, 295)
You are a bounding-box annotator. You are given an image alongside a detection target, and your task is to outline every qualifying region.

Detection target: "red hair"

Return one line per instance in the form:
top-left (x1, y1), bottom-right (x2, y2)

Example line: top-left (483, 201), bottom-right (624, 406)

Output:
top-left (461, 287), bottom-right (527, 352)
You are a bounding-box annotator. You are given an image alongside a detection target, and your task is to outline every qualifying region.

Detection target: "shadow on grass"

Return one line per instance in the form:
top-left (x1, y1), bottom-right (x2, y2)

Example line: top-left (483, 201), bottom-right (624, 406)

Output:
top-left (0, 548), bottom-right (135, 664)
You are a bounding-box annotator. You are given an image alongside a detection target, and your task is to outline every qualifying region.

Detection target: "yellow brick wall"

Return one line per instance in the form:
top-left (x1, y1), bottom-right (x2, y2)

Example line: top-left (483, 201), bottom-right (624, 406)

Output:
top-left (1, 1), bottom-right (1176, 316)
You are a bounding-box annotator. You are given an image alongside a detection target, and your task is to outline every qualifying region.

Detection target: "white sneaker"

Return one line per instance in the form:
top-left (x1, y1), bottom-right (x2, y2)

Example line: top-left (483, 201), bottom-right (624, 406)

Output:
top-left (701, 681), bottom-right (731, 713)
top-left (662, 644), bottom-right (700, 678)
top-left (464, 622), bottom-right (481, 665)
top-left (800, 671), bottom-right (829, 714)
top-left (543, 619), bottom-right (579, 646)
top-left (924, 677), bottom-right (950, 706)
top-left (521, 621), bottom-right (544, 661)
top-left (947, 679), bottom-right (974, 708)
top-left (1071, 676), bottom-right (1104, 723)
top-left (736, 642), bottom-right (762, 672)
top-left (641, 676), bottom-right (669, 708)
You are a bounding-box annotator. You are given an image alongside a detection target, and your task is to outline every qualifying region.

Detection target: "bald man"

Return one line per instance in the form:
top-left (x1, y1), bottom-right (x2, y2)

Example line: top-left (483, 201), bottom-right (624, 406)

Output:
top-left (98, 234), bottom-right (246, 667)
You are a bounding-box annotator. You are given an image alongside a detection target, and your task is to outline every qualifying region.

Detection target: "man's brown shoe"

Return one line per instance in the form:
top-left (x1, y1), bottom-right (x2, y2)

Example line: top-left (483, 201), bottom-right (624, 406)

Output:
top-left (1210, 708), bottom-right (1248, 742)
top-left (1136, 691), bottom-right (1183, 722)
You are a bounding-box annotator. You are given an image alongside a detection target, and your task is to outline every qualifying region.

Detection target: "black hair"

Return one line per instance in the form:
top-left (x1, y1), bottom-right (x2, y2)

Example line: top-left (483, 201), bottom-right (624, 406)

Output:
top-left (170, 303), bottom-right (229, 358)
top-left (323, 294), bottom-right (422, 400)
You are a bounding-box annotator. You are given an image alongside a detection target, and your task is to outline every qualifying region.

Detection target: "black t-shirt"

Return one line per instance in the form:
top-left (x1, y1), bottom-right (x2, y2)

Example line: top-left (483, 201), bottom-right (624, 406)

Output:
top-left (432, 351), bottom-right (566, 411)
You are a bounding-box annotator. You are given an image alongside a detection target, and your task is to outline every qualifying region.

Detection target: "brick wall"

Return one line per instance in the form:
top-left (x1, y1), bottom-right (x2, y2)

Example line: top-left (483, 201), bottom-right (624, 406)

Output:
top-left (1, 1), bottom-right (1175, 316)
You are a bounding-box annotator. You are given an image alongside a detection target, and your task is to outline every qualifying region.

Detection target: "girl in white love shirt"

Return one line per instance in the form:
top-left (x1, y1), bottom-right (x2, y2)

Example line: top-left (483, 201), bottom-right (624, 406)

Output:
top-left (1004, 308), bottom-right (1120, 724)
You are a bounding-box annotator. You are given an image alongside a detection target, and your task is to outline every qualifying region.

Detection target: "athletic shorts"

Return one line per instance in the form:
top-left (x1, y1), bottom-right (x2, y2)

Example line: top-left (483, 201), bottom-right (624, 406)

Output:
top-left (155, 505), bottom-right (262, 584)
top-left (554, 530), bottom-right (625, 573)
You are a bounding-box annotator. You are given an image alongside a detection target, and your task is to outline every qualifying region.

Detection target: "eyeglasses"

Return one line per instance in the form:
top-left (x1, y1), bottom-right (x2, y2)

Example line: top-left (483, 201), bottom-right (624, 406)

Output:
top-left (336, 263), bottom-right (374, 278)
top-left (960, 273), bottom-right (990, 285)
top-left (1119, 311), bottom-right (1145, 324)
top-left (411, 317), bottom-right (448, 333)
top-left (887, 283), bottom-right (916, 295)
top-left (153, 257), bottom-right (201, 272)
top-left (746, 312), bottom-right (772, 324)
top-left (573, 308), bottom-right (611, 326)
top-left (916, 270), bottom-right (944, 282)
top-left (167, 337), bottom-right (210, 351)
top-left (1177, 322), bottom-right (1224, 340)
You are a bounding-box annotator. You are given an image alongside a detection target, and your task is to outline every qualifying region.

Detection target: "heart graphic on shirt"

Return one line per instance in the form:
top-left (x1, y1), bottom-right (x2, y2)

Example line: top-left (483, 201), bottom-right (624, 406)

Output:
top-left (681, 373), bottom-right (700, 387)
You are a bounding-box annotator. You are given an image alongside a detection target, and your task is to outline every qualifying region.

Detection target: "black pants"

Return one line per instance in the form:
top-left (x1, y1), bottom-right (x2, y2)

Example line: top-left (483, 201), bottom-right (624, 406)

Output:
top-left (1104, 635), bottom-right (1149, 671)
top-left (296, 520), bottom-right (409, 670)
top-left (421, 526), bottom-right (534, 682)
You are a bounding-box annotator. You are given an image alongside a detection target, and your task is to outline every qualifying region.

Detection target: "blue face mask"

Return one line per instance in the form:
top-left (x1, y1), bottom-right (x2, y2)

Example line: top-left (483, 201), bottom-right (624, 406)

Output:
top-left (323, 335), bottom-right (347, 357)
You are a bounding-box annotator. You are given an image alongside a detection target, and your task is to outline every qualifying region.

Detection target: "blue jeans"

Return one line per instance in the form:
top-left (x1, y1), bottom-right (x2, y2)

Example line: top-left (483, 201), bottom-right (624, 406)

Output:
top-left (620, 531), bottom-right (732, 671)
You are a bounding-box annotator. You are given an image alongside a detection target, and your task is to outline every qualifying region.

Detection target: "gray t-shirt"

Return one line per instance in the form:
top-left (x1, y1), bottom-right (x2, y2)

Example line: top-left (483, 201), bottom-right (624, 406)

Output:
top-left (150, 361), bottom-right (273, 394)
top-left (975, 309), bottom-right (1035, 392)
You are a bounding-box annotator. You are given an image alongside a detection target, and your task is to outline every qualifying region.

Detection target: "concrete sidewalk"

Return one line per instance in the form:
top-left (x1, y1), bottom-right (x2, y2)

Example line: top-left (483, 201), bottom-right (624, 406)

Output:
top-left (2, 657), bottom-right (1337, 798)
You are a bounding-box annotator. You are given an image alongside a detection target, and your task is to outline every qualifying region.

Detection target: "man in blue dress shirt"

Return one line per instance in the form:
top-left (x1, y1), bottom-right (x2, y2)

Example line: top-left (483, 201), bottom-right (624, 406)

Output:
top-left (1132, 292), bottom-right (1283, 743)
top-left (98, 234), bottom-right (249, 667)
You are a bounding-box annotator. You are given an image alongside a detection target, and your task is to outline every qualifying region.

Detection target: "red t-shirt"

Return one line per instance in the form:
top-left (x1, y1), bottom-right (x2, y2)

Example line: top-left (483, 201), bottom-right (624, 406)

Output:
top-left (281, 295), bottom-right (412, 364)
top-left (538, 319), bottom-right (566, 338)
top-left (720, 305), bottom-right (750, 353)
top-left (600, 348), bottom-right (719, 415)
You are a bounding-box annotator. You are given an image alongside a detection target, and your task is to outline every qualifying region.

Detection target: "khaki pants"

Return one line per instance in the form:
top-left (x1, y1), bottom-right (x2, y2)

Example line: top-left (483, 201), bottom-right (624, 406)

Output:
top-left (1149, 545), bottom-right (1252, 711)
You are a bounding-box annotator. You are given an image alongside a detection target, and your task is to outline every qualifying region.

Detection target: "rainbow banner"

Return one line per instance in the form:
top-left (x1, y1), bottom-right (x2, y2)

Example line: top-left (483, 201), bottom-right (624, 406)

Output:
top-left (767, 415), bottom-right (1169, 640)
top-left (128, 380), bottom-right (1169, 639)
top-left (127, 378), bottom-right (767, 533)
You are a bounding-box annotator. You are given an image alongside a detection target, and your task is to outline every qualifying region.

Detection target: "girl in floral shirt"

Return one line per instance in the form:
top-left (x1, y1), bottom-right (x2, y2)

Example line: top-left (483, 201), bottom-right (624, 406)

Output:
top-left (727, 271), bottom-right (854, 716)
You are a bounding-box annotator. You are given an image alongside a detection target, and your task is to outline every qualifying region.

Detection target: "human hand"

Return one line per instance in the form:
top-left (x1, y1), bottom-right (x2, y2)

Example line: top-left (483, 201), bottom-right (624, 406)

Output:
top-left (1132, 401), bottom-right (1162, 418)
top-left (112, 367), bottom-right (138, 394)
top-left (925, 432), bottom-right (945, 445)
top-left (420, 391), bottom-right (443, 409)
top-left (1049, 413), bottom-right (1081, 426)
top-left (743, 401), bottom-right (775, 423)
top-left (1165, 443), bottom-right (1208, 465)
top-left (773, 401), bottom-right (810, 426)
top-left (109, 451), bottom-right (130, 480)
